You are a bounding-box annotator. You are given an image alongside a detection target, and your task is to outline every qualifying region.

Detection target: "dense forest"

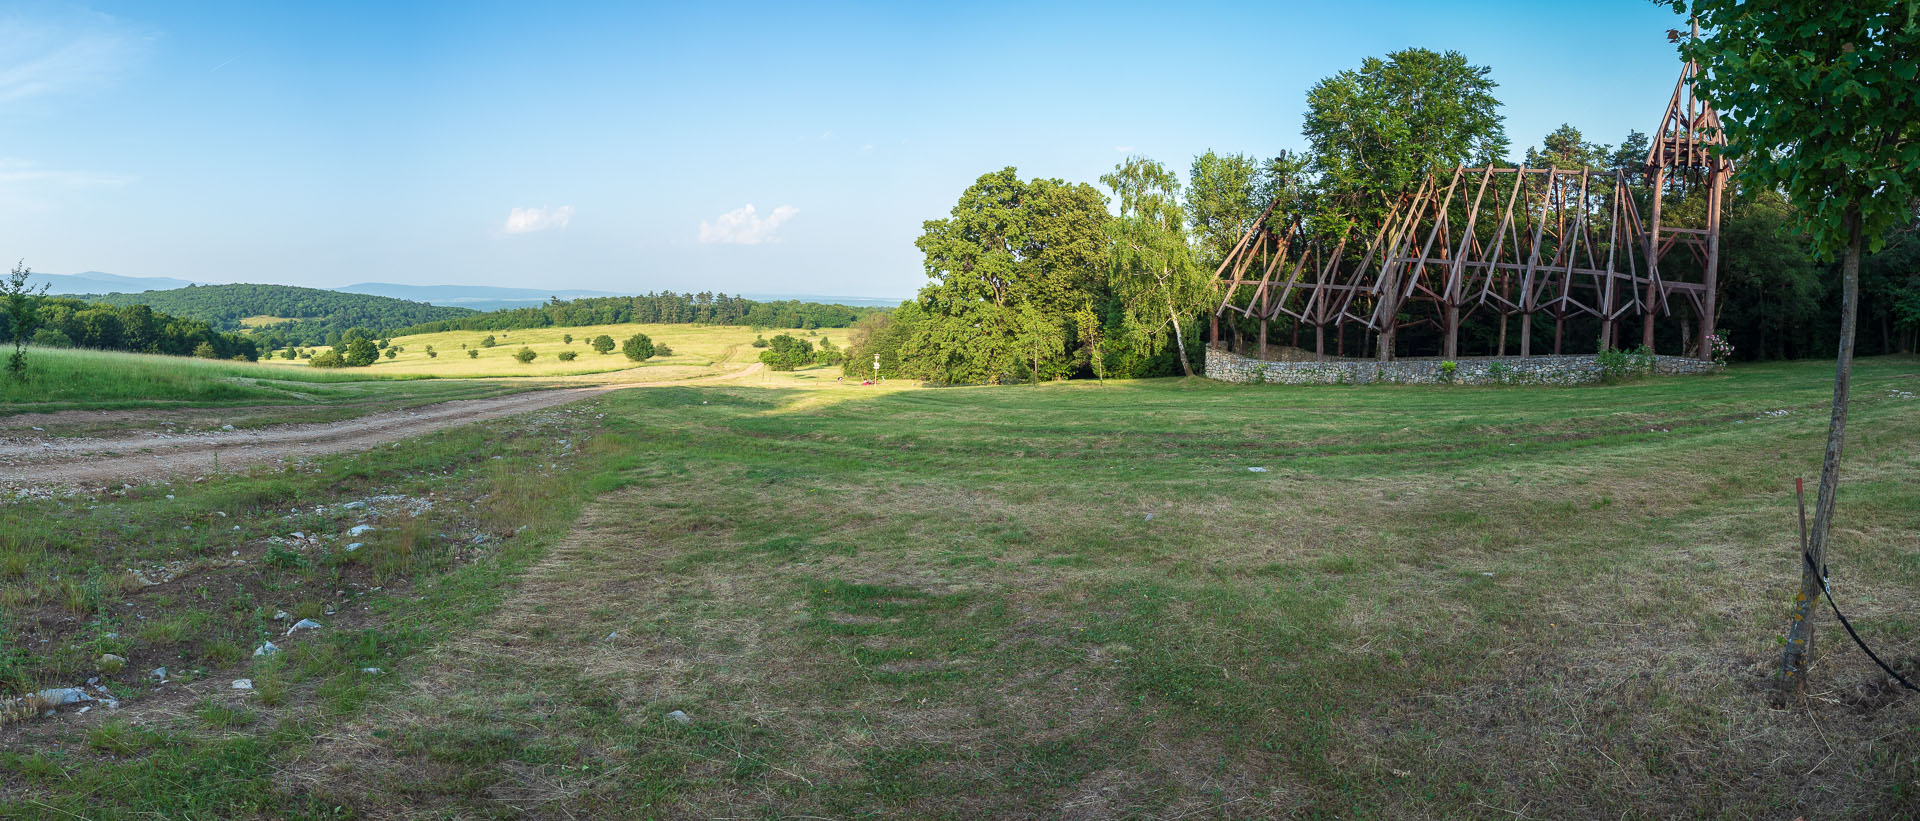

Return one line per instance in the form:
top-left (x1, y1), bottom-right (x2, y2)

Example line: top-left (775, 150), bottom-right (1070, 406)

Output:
top-left (0, 296), bottom-right (261, 360)
top-left (836, 48), bottom-right (1918, 384)
top-left (79, 283), bottom-right (476, 346)
top-left (392, 291), bottom-right (879, 335)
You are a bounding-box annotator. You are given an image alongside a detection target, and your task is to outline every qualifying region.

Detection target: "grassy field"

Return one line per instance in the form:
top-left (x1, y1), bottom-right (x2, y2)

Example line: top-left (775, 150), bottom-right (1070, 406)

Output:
top-left (256, 322), bottom-right (848, 379)
top-left (2, 357), bottom-right (1917, 817)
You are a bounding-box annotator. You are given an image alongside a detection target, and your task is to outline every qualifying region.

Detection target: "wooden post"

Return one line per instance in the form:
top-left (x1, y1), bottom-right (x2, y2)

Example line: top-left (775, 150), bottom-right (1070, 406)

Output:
top-left (1553, 316), bottom-right (1564, 356)
top-left (1314, 324), bottom-right (1325, 361)
top-left (1520, 313), bottom-right (1532, 357)
top-left (1701, 178), bottom-right (1723, 358)
top-left (1781, 210), bottom-right (1864, 695)
top-left (1497, 314), bottom-right (1509, 356)
top-left (1210, 314), bottom-right (1219, 348)
top-left (1258, 318), bottom-right (1268, 360)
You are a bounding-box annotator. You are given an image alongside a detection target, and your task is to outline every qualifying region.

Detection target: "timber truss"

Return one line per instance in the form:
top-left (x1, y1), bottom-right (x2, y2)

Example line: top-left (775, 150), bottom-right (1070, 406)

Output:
top-left (1213, 31), bottom-right (1730, 361)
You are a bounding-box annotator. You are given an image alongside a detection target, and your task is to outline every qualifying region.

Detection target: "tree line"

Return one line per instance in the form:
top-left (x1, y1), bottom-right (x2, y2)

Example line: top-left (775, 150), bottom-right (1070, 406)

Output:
top-left (391, 292), bottom-right (881, 335)
top-left (837, 47), bottom-right (1918, 384)
top-left (0, 294), bottom-right (262, 361)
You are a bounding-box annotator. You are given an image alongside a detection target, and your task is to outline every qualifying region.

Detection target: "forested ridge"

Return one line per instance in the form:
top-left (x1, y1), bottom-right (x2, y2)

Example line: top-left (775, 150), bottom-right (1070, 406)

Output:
top-left (392, 292), bottom-right (879, 335)
top-left (78, 283), bottom-right (476, 346)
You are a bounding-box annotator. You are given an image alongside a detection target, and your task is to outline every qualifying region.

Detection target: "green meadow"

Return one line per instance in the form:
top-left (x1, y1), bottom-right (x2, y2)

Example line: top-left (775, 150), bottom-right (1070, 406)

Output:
top-left (2, 358), bottom-right (1917, 818)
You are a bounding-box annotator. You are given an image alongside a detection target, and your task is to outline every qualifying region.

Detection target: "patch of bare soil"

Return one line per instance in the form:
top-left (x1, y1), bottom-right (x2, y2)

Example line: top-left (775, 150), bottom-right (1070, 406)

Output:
top-left (0, 363), bottom-right (761, 487)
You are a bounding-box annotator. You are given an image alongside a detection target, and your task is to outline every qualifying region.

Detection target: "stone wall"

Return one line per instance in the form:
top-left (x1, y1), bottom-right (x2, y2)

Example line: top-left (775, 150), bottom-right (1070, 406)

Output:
top-left (1203, 347), bottom-right (1720, 386)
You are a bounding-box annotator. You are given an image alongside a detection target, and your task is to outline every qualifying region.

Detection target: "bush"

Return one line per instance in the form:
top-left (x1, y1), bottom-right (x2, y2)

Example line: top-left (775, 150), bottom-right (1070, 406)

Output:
top-left (480, 335), bottom-right (497, 348)
top-left (30, 328), bottom-right (73, 348)
top-left (557, 350), bottom-right (578, 362)
top-left (309, 350), bottom-right (345, 368)
top-left (1596, 345), bottom-right (1656, 384)
top-left (591, 335), bottom-right (615, 354)
top-left (758, 334), bottom-right (813, 371)
top-left (427, 350), bottom-right (437, 358)
top-left (383, 347), bottom-right (397, 359)
top-left (343, 339), bottom-right (379, 367)
top-left (467, 349), bottom-right (478, 359)
top-left (280, 348), bottom-right (296, 360)
top-left (562, 334), bottom-right (573, 344)
top-left (193, 341), bottom-right (220, 359)
top-left (622, 334), bottom-right (655, 361)
top-left (654, 344), bottom-right (673, 357)
top-left (513, 347), bottom-right (537, 363)
top-left (751, 336), bottom-right (769, 348)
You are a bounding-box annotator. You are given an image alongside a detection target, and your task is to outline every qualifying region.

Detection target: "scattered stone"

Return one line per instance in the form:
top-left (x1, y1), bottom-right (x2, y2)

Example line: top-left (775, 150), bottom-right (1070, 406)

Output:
top-left (347, 524), bottom-right (374, 537)
top-left (97, 653), bottom-right (126, 673)
top-left (285, 618), bottom-right (323, 637)
top-left (34, 687), bottom-right (92, 707)
top-left (232, 679), bottom-right (254, 690)
top-left (273, 610), bottom-right (289, 621)
top-left (291, 532), bottom-right (306, 540)
top-left (1246, 467), bottom-right (1269, 473)
top-left (221, 424), bottom-right (235, 431)
top-left (360, 667), bottom-right (383, 675)
top-left (150, 667), bottom-right (167, 680)
top-left (606, 631), bottom-right (618, 641)
top-left (253, 641), bottom-right (279, 657)
top-left (666, 710), bottom-right (691, 724)
top-left (1143, 513), bottom-right (1154, 521)
top-left (345, 543), bottom-right (363, 552)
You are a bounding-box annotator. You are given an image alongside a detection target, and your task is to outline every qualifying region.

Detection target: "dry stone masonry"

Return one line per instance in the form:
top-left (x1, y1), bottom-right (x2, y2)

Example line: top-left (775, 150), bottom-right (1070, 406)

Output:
top-left (1204, 348), bottom-right (1719, 386)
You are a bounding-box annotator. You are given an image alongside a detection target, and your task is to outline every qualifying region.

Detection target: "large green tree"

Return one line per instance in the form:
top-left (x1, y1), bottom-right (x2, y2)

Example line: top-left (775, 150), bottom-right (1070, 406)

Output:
top-left (908, 168), bottom-right (1109, 383)
top-left (1184, 150), bottom-right (1269, 269)
top-left (1302, 48), bottom-right (1509, 234)
top-left (1104, 156), bottom-right (1207, 377)
top-left (1675, 1), bottom-right (1920, 694)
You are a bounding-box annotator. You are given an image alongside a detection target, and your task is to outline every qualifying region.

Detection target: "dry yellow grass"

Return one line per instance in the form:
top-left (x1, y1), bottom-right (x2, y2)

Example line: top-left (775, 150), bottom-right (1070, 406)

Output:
top-left (254, 323), bottom-right (854, 380)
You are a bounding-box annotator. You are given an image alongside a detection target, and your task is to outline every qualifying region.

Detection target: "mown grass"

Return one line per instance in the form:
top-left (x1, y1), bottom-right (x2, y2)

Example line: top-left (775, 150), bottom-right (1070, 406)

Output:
top-left (299, 356), bottom-right (1917, 818)
top-left (3, 357), bottom-right (1917, 818)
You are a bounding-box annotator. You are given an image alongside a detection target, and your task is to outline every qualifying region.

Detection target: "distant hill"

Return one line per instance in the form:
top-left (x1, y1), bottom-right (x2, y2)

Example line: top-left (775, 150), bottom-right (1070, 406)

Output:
top-left (28, 271), bottom-right (203, 295)
top-left (78, 283), bottom-right (475, 345)
top-left (336, 282), bottom-right (624, 311)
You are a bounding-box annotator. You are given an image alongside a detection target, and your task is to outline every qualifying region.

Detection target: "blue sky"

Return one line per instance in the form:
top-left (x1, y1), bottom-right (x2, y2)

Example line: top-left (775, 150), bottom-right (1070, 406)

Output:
top-left (0, 1), bottom-right (1693, 300)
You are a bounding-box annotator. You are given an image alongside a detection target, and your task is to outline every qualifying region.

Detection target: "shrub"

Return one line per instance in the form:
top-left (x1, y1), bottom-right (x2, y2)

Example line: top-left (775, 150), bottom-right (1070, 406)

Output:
top-left (751, 336), bottom-right (769, 348)
top-left (1708, 332), bottom-right (1734, 366)
top-left (309, 350), bottom-right (345, 368)
top-left (758, 334), bottom-right (813, 371)
top-left (264, 544), bottom-right (308, 569)
top-left (467, 349), bottom-right (479, 359)
top-left (622, 334), bottom-right (654, 361)
top-left (30, 328), bottom-right (73, 348)
top-left (280, 348), bottom-right (296, 360)
top-left (513, 347), bottom-right (537, 363)
top-left (193, 341), bottom-right (220, 359)
top-left (1596, 345), bottom-right (1656, 384)
top-left (591, 335), bottom-right (616, 354)
top-left (427, 350), bottom-right (437, 358)
top-left (383, 347), bottom-right (397, 359)
top-left (562, 334), bottom-right (573, 344)
top-left (343, 339), bottom-right (379, 367)
top-left (557, 350), bottom-right (577, 362)
top-left (480, 335), bottom-right (496, 348)
top-left (1439, 360), bottom-right (1458, 382)
top-left (654, 344), bottom-right (673, 357)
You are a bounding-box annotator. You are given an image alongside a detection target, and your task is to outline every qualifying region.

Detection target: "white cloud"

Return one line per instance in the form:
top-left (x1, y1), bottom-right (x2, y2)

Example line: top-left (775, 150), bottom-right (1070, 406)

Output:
top-left (698, 203), bottom-right (798, 245)
top-left (503, 205), bottom-right (574, 234)
top-left (0, 20), bottom-right (140, 106)
top-left (0, 157), bottom-right (133, 187)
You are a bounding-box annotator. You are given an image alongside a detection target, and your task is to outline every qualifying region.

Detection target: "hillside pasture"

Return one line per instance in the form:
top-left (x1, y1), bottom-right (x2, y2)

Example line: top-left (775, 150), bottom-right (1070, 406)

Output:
top-left (258, 323), bottom-right (849, 379)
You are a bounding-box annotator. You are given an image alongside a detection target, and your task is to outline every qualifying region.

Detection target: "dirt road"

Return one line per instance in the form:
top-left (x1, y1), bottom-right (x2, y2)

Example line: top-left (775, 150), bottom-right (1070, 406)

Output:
top-left (0, 363), bottom-right (762, 487)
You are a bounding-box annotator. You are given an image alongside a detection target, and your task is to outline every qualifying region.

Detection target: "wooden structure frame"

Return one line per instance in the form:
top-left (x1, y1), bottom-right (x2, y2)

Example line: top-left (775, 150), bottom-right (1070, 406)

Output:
top-left (1211, 35), bottom-right (1729, 361)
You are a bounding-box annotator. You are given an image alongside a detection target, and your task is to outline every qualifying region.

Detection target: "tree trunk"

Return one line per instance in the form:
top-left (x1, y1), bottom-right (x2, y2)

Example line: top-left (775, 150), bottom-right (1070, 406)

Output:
top-left (1520, 313), bottom-right (1532, 357)
top-left (1258, 318), bottom-right (1268, 360)
top-left (1497, 314), bottom-right (1508, 357)
top-left (1169, 307), bottom-right (1194, 377)
top-left (1781, 209), bottom-right (1865, 696)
